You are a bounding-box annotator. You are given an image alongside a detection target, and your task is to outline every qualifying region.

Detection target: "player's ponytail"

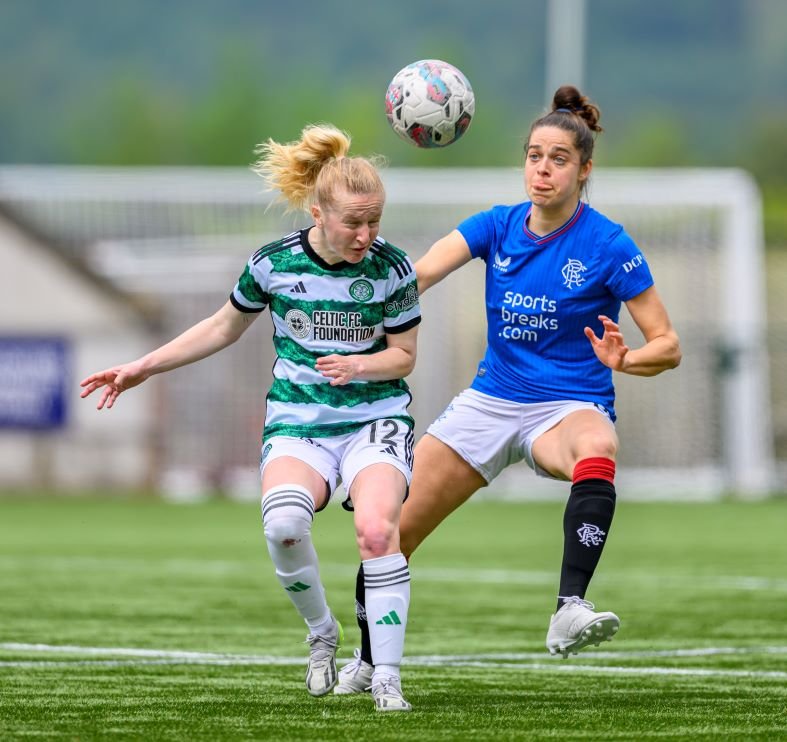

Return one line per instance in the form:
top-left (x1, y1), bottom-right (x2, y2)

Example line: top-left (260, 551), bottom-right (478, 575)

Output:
top-left (253, 124), bottom-right (384, 212)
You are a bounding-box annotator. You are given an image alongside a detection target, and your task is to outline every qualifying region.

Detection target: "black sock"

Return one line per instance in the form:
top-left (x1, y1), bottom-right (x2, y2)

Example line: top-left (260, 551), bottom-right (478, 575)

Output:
top-left (355, 563), bottom-right (373, 665)
top-left (557, 478), bottom-right (616, 612)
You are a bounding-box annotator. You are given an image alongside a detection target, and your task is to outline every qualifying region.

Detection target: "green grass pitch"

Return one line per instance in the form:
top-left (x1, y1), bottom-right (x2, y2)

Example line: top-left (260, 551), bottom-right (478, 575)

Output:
top-left (1, 494), bottom-right (786, 740)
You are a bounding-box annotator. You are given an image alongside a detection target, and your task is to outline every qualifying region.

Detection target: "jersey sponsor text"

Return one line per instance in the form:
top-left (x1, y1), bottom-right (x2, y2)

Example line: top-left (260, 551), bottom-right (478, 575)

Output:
top-left (312, 310), bottom-right (375, 342)
top-left (500, 291), bottom-right (559, 342)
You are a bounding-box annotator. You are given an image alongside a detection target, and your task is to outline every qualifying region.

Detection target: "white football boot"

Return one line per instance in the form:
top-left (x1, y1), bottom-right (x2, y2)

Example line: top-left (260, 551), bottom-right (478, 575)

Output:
top-left (546, 596), bottom-right (620, 658)
top-left (334, 648), bottom-right (374, 695)
top-left (371, 674), bottom-right (412, 712)
top-left (305, 617), bottom-right (343, 696)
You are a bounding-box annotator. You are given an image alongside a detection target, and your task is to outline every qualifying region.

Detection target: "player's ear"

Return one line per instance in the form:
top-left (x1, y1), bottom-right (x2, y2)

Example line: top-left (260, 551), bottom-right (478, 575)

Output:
top-left (311, 202), bottom-right (323, 228)
top-left (579, 159), bottom-right (593, 183)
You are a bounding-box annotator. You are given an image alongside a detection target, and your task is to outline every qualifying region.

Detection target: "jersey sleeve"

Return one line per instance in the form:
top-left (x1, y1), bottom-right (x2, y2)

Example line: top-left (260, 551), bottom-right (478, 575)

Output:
top-left (383, 253), bottom-right (421, 334)
top-left (230, 256), bottom-right (270, 313)
top-left (603, 229), bottom-right (655, 301)
top-left (457, 208), bottom-right (496, 261)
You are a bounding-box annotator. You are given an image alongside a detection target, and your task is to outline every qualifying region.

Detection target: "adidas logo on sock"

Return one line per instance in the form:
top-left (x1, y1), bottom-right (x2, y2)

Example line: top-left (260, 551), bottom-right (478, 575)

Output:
top-left (289, 281), bottom-right (307, 294)
top-left (285, 581), bottom-right (311, 592)
top-left (375, 610), bottom-right (402, 625)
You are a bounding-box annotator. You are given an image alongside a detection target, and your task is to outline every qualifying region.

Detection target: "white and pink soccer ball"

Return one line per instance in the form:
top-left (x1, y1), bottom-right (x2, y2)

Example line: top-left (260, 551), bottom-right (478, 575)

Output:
top-left (385, 59), bottom-right (475, 148)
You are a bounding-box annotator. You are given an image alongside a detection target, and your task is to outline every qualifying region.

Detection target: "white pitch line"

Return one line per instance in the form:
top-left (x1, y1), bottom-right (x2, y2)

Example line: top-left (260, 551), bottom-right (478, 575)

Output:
top-left (0, 643), bottom-right (266, 660)
top-left (2, 643), bottom-right (787, 680)
top-left (0, 658), bottom-right (303, 668)
top-left (1, 658), bottom-right (785, 681)
top-left (5, 642), bottom-right (787, 661)
top-left (407, 646), bottom-right (787, 661)
top-left (2, 556), bottom-right (787, 592)
top-left (410, 662), bottom-right (787, 680)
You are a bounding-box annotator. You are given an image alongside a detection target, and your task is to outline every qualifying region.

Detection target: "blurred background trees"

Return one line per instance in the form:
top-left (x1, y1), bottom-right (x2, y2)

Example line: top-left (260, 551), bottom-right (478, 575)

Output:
top-left (0, 0), bottom-right (785, 241)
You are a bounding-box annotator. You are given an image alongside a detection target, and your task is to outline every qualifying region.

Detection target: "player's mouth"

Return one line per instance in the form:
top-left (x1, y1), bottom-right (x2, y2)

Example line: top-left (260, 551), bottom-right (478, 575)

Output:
top-left (346, 246), bottom-right (369, 261)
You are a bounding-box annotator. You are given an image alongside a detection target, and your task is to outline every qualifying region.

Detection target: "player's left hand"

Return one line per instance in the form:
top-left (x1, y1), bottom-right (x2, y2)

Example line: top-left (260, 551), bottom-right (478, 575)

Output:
top-left (584, 315), bottom-right (630, 372)
top-left (315, 354), bottom-right (364, 386)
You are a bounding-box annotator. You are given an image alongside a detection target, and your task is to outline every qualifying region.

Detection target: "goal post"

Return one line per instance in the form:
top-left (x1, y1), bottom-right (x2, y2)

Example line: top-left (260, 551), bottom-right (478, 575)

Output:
top-left (595, 169), bottom-right (773, 497)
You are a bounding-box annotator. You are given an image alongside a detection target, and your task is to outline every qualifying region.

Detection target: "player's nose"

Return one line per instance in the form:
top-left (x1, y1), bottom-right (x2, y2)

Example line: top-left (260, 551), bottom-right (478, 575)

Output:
top-left (356, 224), bottom-right (370, 244)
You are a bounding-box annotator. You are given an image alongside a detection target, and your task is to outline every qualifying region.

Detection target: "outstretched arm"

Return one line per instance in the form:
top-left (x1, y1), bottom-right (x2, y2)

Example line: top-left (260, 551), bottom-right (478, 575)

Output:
top-left (584, 286), bottom-right (681, 376)
top-left (415, 230), bottom-right (473, 294)
top-left (80, 301), bottom-right (259, 409)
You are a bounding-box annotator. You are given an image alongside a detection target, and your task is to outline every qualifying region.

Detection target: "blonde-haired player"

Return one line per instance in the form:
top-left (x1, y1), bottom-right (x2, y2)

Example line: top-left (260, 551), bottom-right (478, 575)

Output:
top-left (81, 124), bottom-right (420, 712)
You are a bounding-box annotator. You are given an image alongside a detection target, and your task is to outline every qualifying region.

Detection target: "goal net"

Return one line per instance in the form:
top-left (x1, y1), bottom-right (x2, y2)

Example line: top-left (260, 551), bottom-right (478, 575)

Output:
top-left (382, 168), bottom-right (774, 500)
top-left (0, 166), bottom-right (774, 499)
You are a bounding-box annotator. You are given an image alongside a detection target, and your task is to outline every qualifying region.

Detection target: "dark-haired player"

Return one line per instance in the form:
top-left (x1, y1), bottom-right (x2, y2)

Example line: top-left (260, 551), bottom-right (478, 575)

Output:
top-left (336, 86), bottom-right (681, 694)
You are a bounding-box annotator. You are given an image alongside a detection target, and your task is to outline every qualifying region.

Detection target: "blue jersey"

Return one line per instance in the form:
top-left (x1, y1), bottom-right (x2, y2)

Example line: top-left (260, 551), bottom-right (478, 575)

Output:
top-left (458, 201), bottom-right (654, 419)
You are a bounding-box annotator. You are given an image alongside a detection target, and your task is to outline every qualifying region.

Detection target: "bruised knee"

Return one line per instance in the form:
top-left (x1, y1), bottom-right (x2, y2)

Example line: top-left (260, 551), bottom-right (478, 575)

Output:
top-left (356, 519), bottom-right (398, 558)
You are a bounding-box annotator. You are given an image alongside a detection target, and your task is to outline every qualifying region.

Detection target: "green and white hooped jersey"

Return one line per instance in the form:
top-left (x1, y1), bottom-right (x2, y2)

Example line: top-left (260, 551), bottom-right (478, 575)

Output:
top-left (230, 228), bottom-right (421, 441)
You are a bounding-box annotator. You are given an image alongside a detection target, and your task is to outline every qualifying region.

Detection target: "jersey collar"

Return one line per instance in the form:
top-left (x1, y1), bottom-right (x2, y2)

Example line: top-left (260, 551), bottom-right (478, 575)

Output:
top-left (299, 227), bottom-right (351, 271)
top-left (523, 201), bottom-right (585, 245)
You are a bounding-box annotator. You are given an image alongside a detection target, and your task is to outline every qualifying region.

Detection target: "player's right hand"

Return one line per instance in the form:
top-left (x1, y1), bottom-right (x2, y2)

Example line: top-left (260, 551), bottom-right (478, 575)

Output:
top-left (79, 363), bottom-right (149, 410)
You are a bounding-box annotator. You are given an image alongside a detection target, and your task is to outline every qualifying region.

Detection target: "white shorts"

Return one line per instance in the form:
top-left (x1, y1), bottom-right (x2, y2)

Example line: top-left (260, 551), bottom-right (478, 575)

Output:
top-left (259, 419), bottom-right (414, 510)
top-left (426, 388), bottom-right (614, 483)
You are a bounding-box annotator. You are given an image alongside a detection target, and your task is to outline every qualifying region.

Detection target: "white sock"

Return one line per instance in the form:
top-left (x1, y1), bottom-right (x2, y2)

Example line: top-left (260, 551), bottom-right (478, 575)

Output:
top-left (364, 552), bottom-right (410, 680)
top-left (262, 484), bottom-right (330, 628)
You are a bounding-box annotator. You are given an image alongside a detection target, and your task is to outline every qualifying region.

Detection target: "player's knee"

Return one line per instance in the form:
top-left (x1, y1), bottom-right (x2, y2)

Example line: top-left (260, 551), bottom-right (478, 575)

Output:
top-left (264, 514), bottom-right (311, 547)
top-left (356, 519), bottom-right (397, 558)
top-left (262, 484), bottom-right (314, 547)
top-left (577, 431), bottom-right (617, 461)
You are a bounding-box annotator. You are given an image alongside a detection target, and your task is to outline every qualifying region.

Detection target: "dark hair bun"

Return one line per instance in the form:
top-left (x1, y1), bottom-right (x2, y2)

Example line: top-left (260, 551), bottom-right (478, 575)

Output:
top-left (553, 85), bottom-right (603, 133)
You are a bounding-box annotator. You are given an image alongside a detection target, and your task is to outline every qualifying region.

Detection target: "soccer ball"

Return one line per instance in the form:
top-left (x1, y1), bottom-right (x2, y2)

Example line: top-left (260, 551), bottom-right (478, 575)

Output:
top-left (385, 60), bottom-right (475, 148)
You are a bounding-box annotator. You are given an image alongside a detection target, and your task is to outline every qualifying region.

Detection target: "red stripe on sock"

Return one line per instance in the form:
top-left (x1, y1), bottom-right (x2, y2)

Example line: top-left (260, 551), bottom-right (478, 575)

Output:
top-left (572, 457), bottom-right (616, 483)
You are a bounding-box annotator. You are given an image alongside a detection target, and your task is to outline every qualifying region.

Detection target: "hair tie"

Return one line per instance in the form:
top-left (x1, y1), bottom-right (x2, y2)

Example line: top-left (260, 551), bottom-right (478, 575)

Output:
top-left (555, 107), bottom-right (574, 114)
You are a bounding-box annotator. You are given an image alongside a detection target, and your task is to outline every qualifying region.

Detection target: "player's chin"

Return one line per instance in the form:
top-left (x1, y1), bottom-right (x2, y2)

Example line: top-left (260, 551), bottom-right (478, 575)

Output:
top-left (345, 252), bottom-right (368, 263)
top-left (529, 191), bottom-right (552, 206)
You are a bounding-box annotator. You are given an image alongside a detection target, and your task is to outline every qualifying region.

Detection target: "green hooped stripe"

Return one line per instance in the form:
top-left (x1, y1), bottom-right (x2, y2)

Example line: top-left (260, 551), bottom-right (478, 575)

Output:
top-left (267, 378), bottom-right (409, 408)
top-left (267, 248), bottom-right (393, 281)
top-left (274, 335), bottom-right (388, 368)
top-left (237, 265), bottom-right (269, 305)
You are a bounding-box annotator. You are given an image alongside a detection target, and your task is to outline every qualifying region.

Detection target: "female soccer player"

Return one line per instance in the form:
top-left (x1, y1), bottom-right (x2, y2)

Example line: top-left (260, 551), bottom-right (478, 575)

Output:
top-left (335, 86), bottom-right (682, 694)
top-left (80, 124), bottom-right (420, 712)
